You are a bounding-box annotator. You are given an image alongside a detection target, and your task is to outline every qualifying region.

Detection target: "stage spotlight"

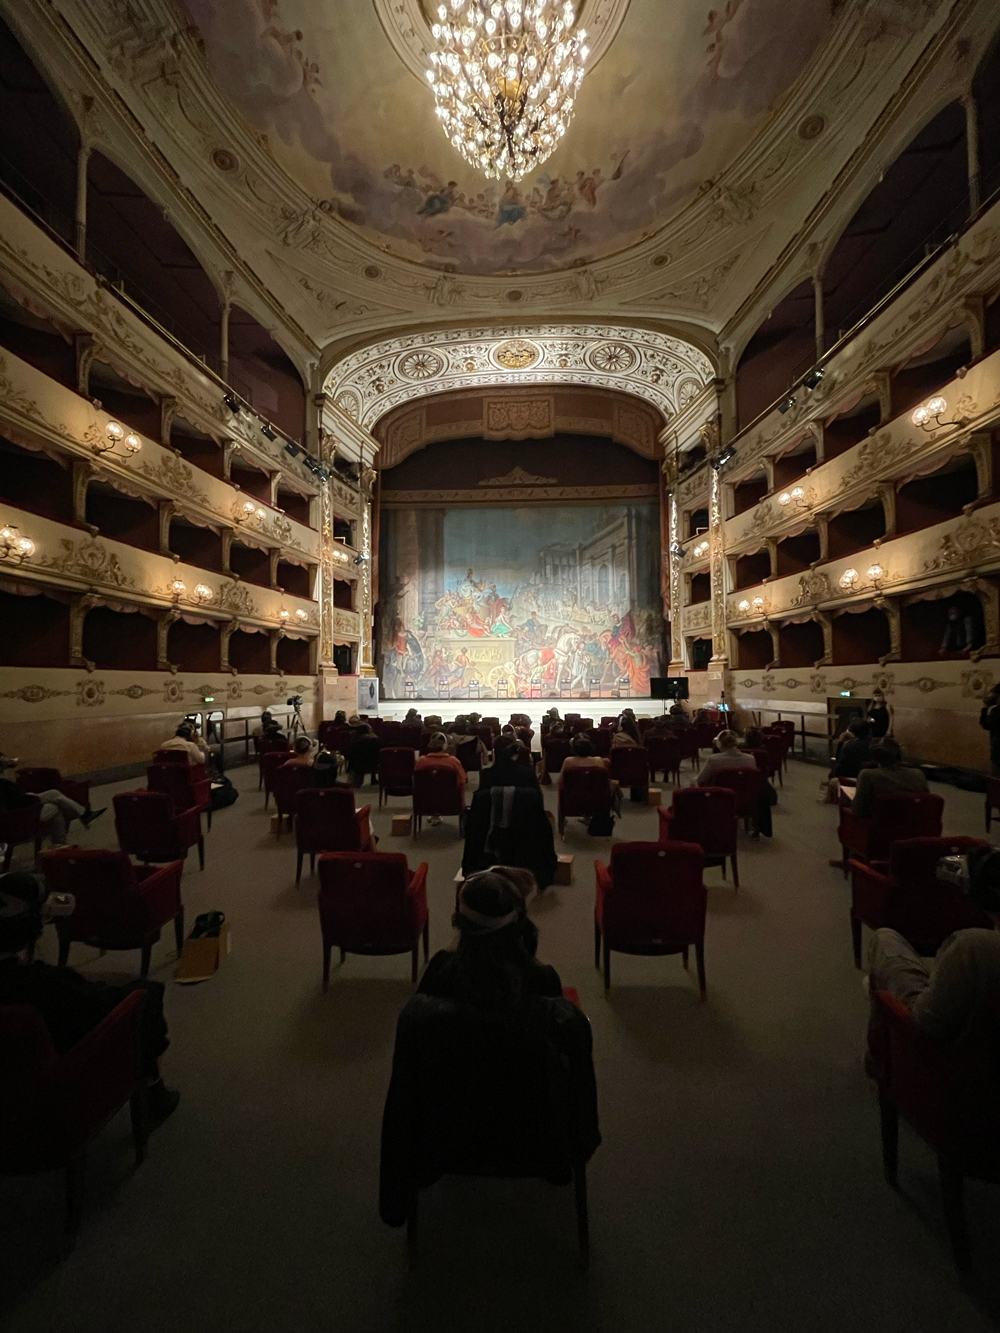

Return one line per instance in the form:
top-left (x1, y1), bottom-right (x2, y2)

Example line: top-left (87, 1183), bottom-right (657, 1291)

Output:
top-left (778, 395), bottom-right (796, 414)
top-left (284, 442), bottom-right (301, 458)
top-left (316, 467), bottom-right (330, 482)
top-left (260, 424), bottom-right (277, 441)
top-left (223, 395), bottom-right (241, 413)
top-left (803, 367), bottom-right (824, 390)
top-left (353, 552), bottom-right (369, 565)
top-left (669, 541), bottom-right (685, 557)
top-left (711, 444), bottom-right (736, 469)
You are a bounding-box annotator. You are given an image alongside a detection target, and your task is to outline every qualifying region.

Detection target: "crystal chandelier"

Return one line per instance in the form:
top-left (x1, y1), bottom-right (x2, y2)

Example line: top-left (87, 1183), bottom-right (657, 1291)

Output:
top-left (426, 0), bottom-right (589, 182)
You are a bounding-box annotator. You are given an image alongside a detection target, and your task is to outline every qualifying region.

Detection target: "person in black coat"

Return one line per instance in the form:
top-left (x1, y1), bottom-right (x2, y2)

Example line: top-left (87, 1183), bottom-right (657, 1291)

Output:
top-left (345, 724), bottom-right (381, 786)
top-left (981, 685), bottom-right (1000, 775)
top-left (478, 737), bottom-right (539, 791)
top-left (833, 720), bottom-right (873, 779)
top-left (462, 785), bottom-right (558, 888)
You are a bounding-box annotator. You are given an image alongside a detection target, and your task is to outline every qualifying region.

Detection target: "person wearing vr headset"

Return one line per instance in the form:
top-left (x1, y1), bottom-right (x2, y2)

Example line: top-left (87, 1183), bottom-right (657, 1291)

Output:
top-left (866, 845), bottom-right (1000, 1041)
top-left (0, 872), bottom-right (179, 1123)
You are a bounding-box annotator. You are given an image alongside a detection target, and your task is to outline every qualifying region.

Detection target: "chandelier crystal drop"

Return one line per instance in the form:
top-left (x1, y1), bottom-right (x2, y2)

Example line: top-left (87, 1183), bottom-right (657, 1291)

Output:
top-left (426, 0), bottom-right (589, 182)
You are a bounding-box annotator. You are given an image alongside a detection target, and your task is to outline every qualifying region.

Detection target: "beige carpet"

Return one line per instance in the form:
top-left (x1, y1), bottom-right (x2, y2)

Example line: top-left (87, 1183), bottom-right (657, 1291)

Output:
top-left (2, 758), bottom-right (999, 1332)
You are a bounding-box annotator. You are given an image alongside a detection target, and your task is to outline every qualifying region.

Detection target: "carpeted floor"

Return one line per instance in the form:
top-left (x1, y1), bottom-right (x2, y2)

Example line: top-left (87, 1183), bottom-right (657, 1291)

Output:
top-left (2, 756), bottom-right (999, 1332)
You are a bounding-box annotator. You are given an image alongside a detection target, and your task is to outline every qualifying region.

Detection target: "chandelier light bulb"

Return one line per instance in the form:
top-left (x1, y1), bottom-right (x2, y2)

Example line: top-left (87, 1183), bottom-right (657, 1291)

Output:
top-left (295, 609), bottom-right (308, 621)
top-left (171, 579), bottom-right (186, 596)
top-left (867, 563), bottom-right (883, 581)
top-left (926, 396), bottom-right (947, 416)
top-left (738, 599), bottom-right (750, 612)
top-left (0, 519), bottom-right (34, 564)
top-left (194, 583), bottom-right (212, 603)
top-left (106, 421), bottom-right (124, 441)
top-left (840, 568), bottom-right (858, 588)
top-left (790, 487), bottom-right (804, 500)
top-left (778, 492), bottom-right (791, 506)
top-left (124, 433), bottom-right (141, 454)
top-left (280, 609), bottom-right (290, 620)
top-left (426, 0), bottom-right (589, 180)
top-left (752, 597), bottom-right (764, 610)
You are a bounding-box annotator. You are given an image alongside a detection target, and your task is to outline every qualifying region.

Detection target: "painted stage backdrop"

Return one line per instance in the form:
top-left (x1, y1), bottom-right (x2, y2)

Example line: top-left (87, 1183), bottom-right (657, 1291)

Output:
top-left (378, 505), bottom-right (664, 699)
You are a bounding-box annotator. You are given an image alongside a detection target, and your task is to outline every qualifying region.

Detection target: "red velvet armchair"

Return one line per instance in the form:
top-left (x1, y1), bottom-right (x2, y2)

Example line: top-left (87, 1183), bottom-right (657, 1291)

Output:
top-left (378, 747), bottom-right (416, 807)
top-left (412, 767), bottom-right (466, 836)
top-left (152, 749), bottom-right (208, 786)
top-left (113, 790), bottom-right (204, 871)
top-left (761, 735), bottom-right (787, 785)
top-left (848, 835), bottom-right (992, 967)
top-left (985, 776), bottom-right (1000, 833)
top-left (558, 766), bottom-right (612, 837)
top-left (1, 799), bottom-right (42, 872)
top-left (704, 766), bottom-right (767, 830)
top-left (646, 735), bottom-right (681, 785)
top-left (868, 987), bottom-right (1000, 1269)
top-left (677, 729), bottom-right (701, 770)
top-left (294, 787), bottom-right (372, 883)
top-left (659, 786), bottom-right (740, 888)
top-left (594, 841), bottom-right (707, 995)
top-left (317, 723), bottom-right (354, 755)
top-left (16, 766), bottom-right (90, 810)
top-left (271, 763), bottom-right (316, 827)
top-left (39, 846), bottom-right (185, 977)
top-left (543, 739), bottom-right (572, 779)
top-left (0, 991), bottom-right (147, 1241)
top-left (608, 745), bottom-right (650, 792)
top-left (454, 738), bottom-right (482, 775)
top-left (257, 734), bottom-right (290, 790)
top-left (838, 791), bottom-right (944, 877)
top-left (317, 851), bottom-right (429, 986)
top-left (260, 750), bottom-right (289, 808)
top-left (400, 724), bottom-right (425, 751)
top-left (591, 728), bottom-right (613, 758)
top-left (147, 762), bottom-right (212, 831)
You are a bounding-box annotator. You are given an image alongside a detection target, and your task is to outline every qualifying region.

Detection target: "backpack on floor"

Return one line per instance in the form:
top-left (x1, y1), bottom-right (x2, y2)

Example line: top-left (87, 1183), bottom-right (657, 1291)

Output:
top-left (210, 775), bottom-right (239, 810)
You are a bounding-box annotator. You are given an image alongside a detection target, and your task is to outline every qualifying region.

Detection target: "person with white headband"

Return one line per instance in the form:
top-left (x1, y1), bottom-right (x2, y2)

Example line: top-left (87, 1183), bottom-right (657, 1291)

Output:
top-left (417, 867), bottom-right (562, 1008)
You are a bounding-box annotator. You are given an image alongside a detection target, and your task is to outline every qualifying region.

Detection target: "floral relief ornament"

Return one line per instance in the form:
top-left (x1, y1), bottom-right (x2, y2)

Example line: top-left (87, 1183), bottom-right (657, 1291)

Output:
top-left (76, 679), bottom-right (105, 708)
top-left (36, 536), bottom-right (133, 588)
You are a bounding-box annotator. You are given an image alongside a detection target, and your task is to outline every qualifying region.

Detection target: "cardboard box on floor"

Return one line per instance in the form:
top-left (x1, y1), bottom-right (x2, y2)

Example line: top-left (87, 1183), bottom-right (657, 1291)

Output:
top-left (175, 923), bottom-right (231, 984)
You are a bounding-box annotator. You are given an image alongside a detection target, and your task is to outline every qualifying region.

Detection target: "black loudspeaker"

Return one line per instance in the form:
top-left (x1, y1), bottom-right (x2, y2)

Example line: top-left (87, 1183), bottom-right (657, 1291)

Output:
top-left (650, 677), bottom-right (689, 700)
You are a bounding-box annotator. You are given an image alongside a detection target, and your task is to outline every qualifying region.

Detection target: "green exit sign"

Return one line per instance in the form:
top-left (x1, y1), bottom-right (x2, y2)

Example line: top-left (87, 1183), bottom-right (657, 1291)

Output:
top-left (840, 690), bottom-right (853, 697)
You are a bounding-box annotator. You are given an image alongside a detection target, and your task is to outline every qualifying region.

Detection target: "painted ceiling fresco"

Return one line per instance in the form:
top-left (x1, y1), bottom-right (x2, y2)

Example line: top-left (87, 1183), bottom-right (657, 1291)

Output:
top-left (181, 0), bottom-right (833, 276)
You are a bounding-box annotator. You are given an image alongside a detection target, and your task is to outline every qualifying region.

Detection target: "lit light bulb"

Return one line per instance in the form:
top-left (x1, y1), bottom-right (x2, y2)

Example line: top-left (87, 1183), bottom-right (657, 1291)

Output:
top-left (124, 433), bottom-right (141, 454)
top-left (295, 609), bottom-right (308, 620)
top-left (17, 537), bottom-right (34, 555)
top-left (840, 568), bottom-right (858, 589)
top-left (778, 492), bottom-right (791, 505)
top-left (790, 487), bottom-right (804, 500)
top-left (738, 599), bottom-right (750, 612)
top-left (867, 563), bottom-right (883, 581)
top-left (926, 396), bottom-right (947, 416)
top-left (280, 609), bottom-right (290, 620)
top-left (171, 579), bottom-right (186, 596)
top-left (106, 421), bottom-right (124, 441)
top-left (752, 597), bottom-right (765, 610)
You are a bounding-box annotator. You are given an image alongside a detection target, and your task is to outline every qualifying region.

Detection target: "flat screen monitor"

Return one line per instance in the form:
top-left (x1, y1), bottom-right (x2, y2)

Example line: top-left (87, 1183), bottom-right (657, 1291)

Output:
top-left (650, 677), bottom-right (689, 700)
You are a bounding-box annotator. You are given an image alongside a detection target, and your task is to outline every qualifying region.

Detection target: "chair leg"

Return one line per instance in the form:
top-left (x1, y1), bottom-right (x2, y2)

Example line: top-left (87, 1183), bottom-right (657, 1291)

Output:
top-left (422, 919), bottom-right (429, 962)
top-left (878, 1093), bottom-right (898, 1185)
top-left (407, 1196), bottom-right (418, 1269)
top-left (130, 1086), bottom-right (149, 1166)
top-left (140, 943), bottom-right (152, 978)
top-left (2, 843), bottom-right (11, 872)
top-left (594, 919), bottom-right (601, 969)
top-left (322, 945), bottom-right (331, 993)
top-left (310, 853), bottom-right (316, 875)
top-left (207, 805), bottom-right (212, 832)
top-left (731, 853), bottom-right (739, 891)
top-left (603, 939), bottom-right (611, 992)
top-left (574, 1163), bottom-right (590, 1262)
top-left (411, 945), bottom-right (418, 984)
top-left (939, 1155), bottom-right (972, 1270)
top-left (695, 940), bottom-right (707, 1001)
top-left (682, 944), bottom-right (689, 969)
top-left (64, 1153), bottom-right (84, 1243)
top-left (851, 913), bottom-right (863, 969)
top-left (842, 847), bottom-right (849, 879)
top-left (174, 908), bottom-right (185, 955)
top-left (339, 947), bottom-right (346, 965)
top-left (777, 766), bottom-right (783, 789)
top-left (197, 837), bottom-right (205, 871)
top-left (296, 851), bottom-right (303, 884)
top-left (57, 929), bottom-right (71, 968)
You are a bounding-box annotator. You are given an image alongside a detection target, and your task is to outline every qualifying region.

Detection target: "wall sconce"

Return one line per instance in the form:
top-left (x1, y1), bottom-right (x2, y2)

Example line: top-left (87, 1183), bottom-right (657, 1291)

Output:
top-left (692, 540), bottom-right (709, 559)
top-left (279, 609), bottom-right (290, 621)
top-left (170, 579), bottom-right (186, 600)
top-left (752, 596), bottom-right (765, 612)
top-left (911, 396), bottom-right (950, 430)
top-left (94, 421), bottom-right (142, 459)
top-left (294, 609), bottom-right (308, 621)
top-left (0, 520), bottom-right (34, 564)
top-left (867, 561), bottom-right (884, 590)
top-left (669, 540), bottom-right (685, 558)
top-left (738, 599), bottom-right (751, 613)
top-left (238, 500), bottom-right (266, 524)
top-left (839, 567), bottom-right (859, 591)
top-left (193, 584), bottom-right (213, 604)
top-left (778, 486), bottom-right (807, 509)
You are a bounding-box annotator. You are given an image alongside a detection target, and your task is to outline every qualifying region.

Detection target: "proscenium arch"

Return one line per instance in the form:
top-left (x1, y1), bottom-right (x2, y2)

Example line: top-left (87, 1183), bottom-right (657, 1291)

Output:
top-left (323, 323), bottom-right (716, 433)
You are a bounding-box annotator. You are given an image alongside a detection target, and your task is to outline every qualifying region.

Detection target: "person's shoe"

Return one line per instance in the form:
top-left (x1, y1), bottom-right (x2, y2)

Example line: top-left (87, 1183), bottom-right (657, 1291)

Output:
top-left (429, 815), bottom-right (442, 826)
top-left (80, 807), bottom-right (107, 828)
top-left (189, 911), bottom-right (225, 939)
top-left (145, 1081), bottom-right (180, 1126)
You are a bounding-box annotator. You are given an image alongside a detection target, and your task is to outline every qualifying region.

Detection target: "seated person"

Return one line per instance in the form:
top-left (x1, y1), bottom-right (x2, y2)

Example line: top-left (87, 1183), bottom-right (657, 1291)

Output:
top-left (415, 733), bottom-right (467, 790)
top-left (668, 704), bottom-right (692, 728)
top-left (867, 846), bottom-right (1000, 1042)
top-left (158, 722), bottom-right (207, 765)
top-left (0, 872), bottom-right (178, 1122)
top-left (448, 718), bottom-right (489, 764)
top-left (403, 708), bottom-right (422, 725)
top-left (545, 707), bottom-right (561, 723)
top-left (849, 737), bottom-right (927, 818)
top-left (833, 720), bottom-right (873, 780)
top-left (250, 711), bottom-right (274, 739)
top-left (479, 738), bottom-right (540, 791)
top-left (742, 726), bottom-right (765, 750)
top-left (463, 775), bottom-right (558, 886)
top-left (611, 718), bottom-right (640, 748)
top-left (280, 736), bottom-right (315, 769)
top-left (311, 745), bottom-right (342, 787)
top-left (332, 710), bottom-right (348, 726)
top-left (560, 734), bottom-right (607, 778)
top-left (423, 714), bottom-right (443, 731)
top-left (420, 868), bottom-right (562, 1001)
top-left (0, 755), bottom-right (104, 846)
top-left (345, 723), bottom-right (381, 787)
top-left (696, 729), bottom-right (756, 784)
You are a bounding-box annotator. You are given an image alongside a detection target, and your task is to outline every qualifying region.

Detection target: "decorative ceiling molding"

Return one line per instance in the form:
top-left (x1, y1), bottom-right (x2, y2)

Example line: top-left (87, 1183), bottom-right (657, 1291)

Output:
top-left (326, 323), bottom-right (714, 430)
top-left (372, 0), bottom-right (632, 85)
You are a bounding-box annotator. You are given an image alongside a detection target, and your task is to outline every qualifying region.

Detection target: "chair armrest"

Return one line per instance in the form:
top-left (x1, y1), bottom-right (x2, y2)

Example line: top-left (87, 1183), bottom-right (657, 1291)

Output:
top-left (656, 807), bottom-right (674, 843)
top-left (132, 860), bottom-right (184, 924)
top-left (173, 806), bottom-right (202, 846)
top-left (39, 992), bottom-right (144, 1142)
top-left (594, 860), bottom-right (611, 912)
top-left (562, 986), bottom-right (581, 1007)
top-left (849, 859), bottom-right (892, 923)
top-left (407, 863), bottom-right (429, 897)
top-left (355, 805), bottom-right (372, 848)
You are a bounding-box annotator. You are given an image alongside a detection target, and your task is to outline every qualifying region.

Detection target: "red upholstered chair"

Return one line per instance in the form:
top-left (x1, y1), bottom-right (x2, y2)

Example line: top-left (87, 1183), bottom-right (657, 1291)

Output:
top-left (378, 747), bottom-right (416, 807)
top-left (272, 763), bottom-right (316, 827)
top-left (412, 767), bottom-right (466, 835)
top-left (594, 841), bottom-right (707, 996)
top-left (0, 992), bottom-right (147, 1240)
top-left (838, 791), bottom-right (944, 877)
top-left (704, 766), bottom-right (767, 831)
top-left (646, 735), bottom-right (681, 785)
top-left (659, 786), bottom-right (740, 888)
top-left (985, 776), bottom-right (1000, 832)
top-left (1, 800), bottom-right (42, 872)
top-left (317, 851), bottom-right (429, 986)
top-left (749, 748), bottom-right (778, 785)
top-left (39, 846), bottom-right (184, 977)
top-left (294, 787), bottom-right (372, 883)
top-left (256, 734), bottom-right (290, 789)
top-left (400, 724), bottom-right (424, 750)
top-left (677, 729), bottom-right (701, 770)
top-left (543, 739), bottom-right (572, 779)
top-left (693, 724), bottom-right (718, 753)
top-left (147, 762), bottom-right (211, 831)
top-left (761, 734), bottom-right (788, 783)
top-left (608, 746), bottom-right (650, 792)
top-left (113, 790), bottom-right (204, 871)
top-left (848, 835), bottom-right (992, 967)
top-left (600, 716), bottom-right (618, 727)
top-left (152, 748), bottom-right (190, 764)
top-left (573, 718), bottom-right (593, 732)
top-left (260, 750), bottom-right (289, 809)
top-left (474, 725), bottom-right (494, 751)
top-left (558, 766), bottom-right (612, 837)
top-left (16, 767), bottom-right (90, 810)
top-left (317, 723), bottom-right (354, 755)
top-left (868, 988), bottom-right (1000, 1269)
top-left (454, 738), bottom-right (482, 774)
top-left (591, 728), bottom-right (613, 757)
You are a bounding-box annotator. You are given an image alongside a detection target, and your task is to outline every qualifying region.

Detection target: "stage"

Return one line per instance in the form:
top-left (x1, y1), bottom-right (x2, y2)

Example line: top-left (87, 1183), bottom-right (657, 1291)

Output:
top-left (373, 696), bottom-right (668, 726)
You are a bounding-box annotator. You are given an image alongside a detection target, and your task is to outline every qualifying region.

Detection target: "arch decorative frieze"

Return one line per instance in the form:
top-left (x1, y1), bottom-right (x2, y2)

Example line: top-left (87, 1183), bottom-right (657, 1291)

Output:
top-left (325, 324), bottom-right (715, 432)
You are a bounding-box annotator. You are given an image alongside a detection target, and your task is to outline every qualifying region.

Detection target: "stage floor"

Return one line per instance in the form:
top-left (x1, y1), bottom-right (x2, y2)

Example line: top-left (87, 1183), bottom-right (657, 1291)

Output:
top-left (375, 696), bottom-right (664, 725)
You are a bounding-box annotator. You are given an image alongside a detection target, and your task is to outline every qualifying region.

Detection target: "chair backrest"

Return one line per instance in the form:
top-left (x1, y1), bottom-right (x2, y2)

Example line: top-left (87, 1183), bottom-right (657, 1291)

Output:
top-left (887, 835), bottom-right (989, 891)
top-left (272, 763), bottom-right (315, 815)
top-left (260, 750), bottom-right (289, 792)
top-left (295, 787), bottom-right (364, 851)
top-left (560, 765), bottom-right (611, 815)
top-left (544, 739), bottom-right (572, 773)
top-left (665, 786), bottom-right (738, 855)
top-left (257, 734), bottom-right (291, 755)
top-left (0, 1004), bottom-right (58, 1090)
top-left (748, 748), bottom-right (775, 778)
top-left (677, 729), bottom-right (701, 758)
top-left (379, 746), bottom-right (416, 791)
top-left (317, 722), bottom-right (354, 753)
top-left (608, 746), bottom-right (650, 785)
top-left (604, 841), bottom-right (706, 941)
top-left (879, 835), bottom-right (994, 942)
top-left (399, 724), bottom-right (424, 750)
top-left (15, 767), bottom-right (61, 794)
top-left (869, 792), bottom-right (944, 857)
top-left (455, 739), bottom-right (481, 772)
top-left (693, 724), bottom-right (718, 751)
top-left (147, 763), bottom-right (195, 810)
top-left (38, 847), bottom-right (139, 936)
top-left (152, 748), bottom-right (190, 766)
top-left (704, 766), bottom-right (765, 817)
top-left (413, 766), bottom-right (464, 815)
top-left (475, 726), bottom-right (494, 749)
top-left (113, 790), bottom-right (174, 852)
top-left (646, 735), bottom-right (681, 770)
top-left (317, 851), bottom-right (416, 943)
top-left (591, 728), bottom-right (613, 757)
top-left (600, 716), bottom-right (618, 727)
top-left (381, 722), bottom-right (405, 745)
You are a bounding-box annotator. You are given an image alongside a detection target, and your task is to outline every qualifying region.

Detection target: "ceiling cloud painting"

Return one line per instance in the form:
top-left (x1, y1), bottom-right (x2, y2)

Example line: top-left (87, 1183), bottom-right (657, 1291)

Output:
top-left (181, 0), bottom-right (833, 275)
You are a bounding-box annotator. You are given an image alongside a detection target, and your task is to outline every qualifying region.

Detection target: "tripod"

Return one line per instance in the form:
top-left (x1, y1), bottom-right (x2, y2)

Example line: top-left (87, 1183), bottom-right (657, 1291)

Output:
top-left (286, 703), bottom-right (308, 742)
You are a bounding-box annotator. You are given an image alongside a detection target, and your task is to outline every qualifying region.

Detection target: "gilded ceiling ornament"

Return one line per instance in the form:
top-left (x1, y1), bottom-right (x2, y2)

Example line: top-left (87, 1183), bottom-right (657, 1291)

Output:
top-left (492, 338), bottom-right (542, 370)
top-left (397, 350), bottom-right (446, 381)
top-left (36, 536), bottom-right (133, 588)
top-left (478, 465), bottom-right (558, 487)
top-left (587, 342), bottom-right (637, 373)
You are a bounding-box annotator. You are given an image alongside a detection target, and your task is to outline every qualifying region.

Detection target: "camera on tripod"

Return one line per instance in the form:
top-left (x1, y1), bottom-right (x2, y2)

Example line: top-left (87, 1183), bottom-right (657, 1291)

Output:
top-left (286, 694), bottom-right (304, 713)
